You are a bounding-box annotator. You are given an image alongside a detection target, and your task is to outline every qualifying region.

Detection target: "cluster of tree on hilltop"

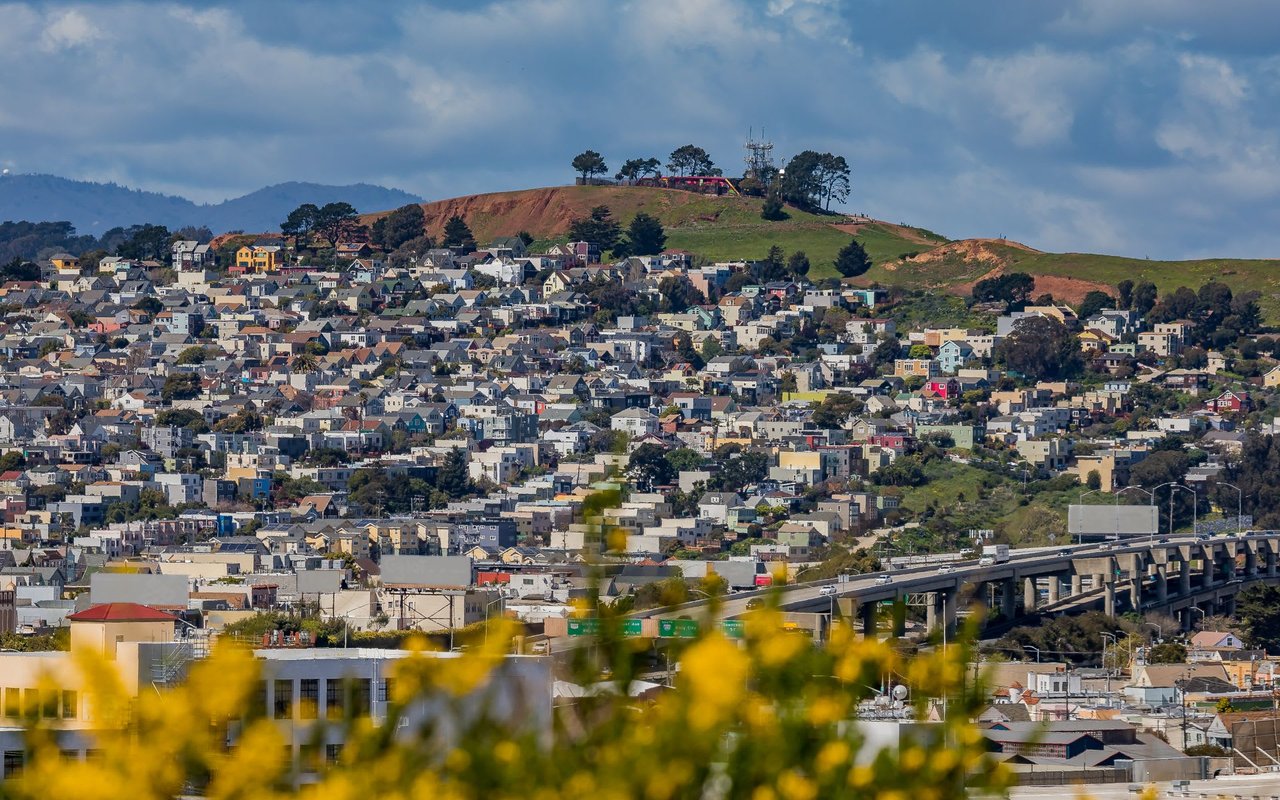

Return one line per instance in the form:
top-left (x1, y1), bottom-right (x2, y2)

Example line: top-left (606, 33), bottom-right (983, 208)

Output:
top-left (571, 142), bottom-right (852, 214)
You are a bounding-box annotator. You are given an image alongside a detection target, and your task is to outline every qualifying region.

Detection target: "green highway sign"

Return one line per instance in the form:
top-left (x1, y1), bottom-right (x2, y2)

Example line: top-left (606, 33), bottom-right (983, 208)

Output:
top-left (622, 619), bottom-right (644, 636)
top-left (721, 620), bottom-right (745, 639)
top-left (658, 619), bottom-right (699, 639)
top-left (567, 618), bottom-right (600, 636)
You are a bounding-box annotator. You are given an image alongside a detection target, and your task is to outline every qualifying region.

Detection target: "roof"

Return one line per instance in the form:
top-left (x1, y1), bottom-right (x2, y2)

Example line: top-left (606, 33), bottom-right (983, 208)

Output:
top-left (68, 602), bottom-right (178, 623)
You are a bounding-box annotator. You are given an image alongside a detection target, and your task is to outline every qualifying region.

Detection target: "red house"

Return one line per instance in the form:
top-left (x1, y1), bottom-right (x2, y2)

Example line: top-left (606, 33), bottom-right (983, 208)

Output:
top-left (1206, 390), bottom-right (1251, 414)
top-left (924, 378), bottom-right (960, 399)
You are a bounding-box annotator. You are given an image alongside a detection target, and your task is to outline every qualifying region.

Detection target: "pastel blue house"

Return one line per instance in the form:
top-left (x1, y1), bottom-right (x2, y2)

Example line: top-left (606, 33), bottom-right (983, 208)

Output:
top-left (935, 340), bottom-right (975, 374)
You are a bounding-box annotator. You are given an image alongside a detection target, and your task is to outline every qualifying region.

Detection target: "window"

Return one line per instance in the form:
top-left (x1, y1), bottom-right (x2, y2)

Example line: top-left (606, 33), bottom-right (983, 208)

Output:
top-left (351, 679), bottom-right (371, 716)
top-left (380, 678), bottom-right (395, 703)
top-left (273, 680), bottom-right (293, 719)
top-left (3, 688), bottom-right (17, 718)
top-left (325, 744), bottom-right (342, 765)
top-left (325, 679), bottom-right (344, 719)
top-left (299, 679), bottom-right (318, 720)
top-left (41, 689), bottom-right (58, 719)
top-left (255, 680), bottom-right (268, 716)
top-left (3, 750), bottom-right (22, 778)
top-left (62, 690), bottom-right (77, 720)
top-left (23, 689), bottom-right (38, 719)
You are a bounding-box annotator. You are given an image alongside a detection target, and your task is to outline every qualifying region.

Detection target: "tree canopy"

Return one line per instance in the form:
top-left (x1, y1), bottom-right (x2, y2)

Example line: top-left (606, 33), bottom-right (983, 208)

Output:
top-left (442, 215), bottom-right (476, 252)
top-left (995, 315), bottom-right (1081, 380)
top-left (371, 203), bottom-right (426, 251)
top-left (781, 151), bottom-right (851, 211)
top-left (833, 237), bottom-right (871, 278)
top-left (667, 144), bottom-right (718, 176)
top-left (571, 150), bottom-right (608, 182)
top-left (626, 212), bottom-right (666, 256)
top-left (616, 157), bottom-right (661, 181)
top-left (568, 205), bottom-right (623, 253)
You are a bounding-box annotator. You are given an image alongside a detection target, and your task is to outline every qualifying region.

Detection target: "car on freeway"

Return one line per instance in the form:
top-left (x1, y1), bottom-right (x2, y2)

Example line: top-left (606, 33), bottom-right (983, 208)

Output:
top-left (819, 585), bottom-right (838, 597)
top-left (1057, 549), bottom-right (1072, 557)
top-left (875, 574), bottom-right (893, 585)
top-left (746, 598), bottom-right (764, 610)
top-left (937, 565), bottom-right (955, 574)
top-left (977, 557), bottom-right (994, 566)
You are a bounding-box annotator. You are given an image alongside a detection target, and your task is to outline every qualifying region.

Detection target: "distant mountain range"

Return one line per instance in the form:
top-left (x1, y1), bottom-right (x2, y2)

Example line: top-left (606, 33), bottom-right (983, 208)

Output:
top-left (0, 173), bottom-right (423, 235)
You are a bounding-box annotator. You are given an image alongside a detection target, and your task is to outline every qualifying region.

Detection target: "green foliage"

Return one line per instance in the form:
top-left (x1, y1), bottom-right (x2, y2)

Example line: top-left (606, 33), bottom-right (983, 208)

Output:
top-left (995, 611), bottom-right (1135, 664)
top-left (709, 449), bottom-right (770, 492)
top-left (1078, 290), bottom-right (1115, 319)
top-left (995, 315), bottom-right (1081, 380)
top-left (665, 447), bottom-right (706, 473)
top-left (971, 272), bottom-right (1034, 306)
top-left (1185, 744), bottom-right (1228, 757)
top-left (781, 150), bottom-right (851, 211)
top-left (615, 157), bottom-right (661, 181)
top-left (1236, 583), bottom-right (1280, 653)
top-left (571, 150), bottom-right (608, 181)
top-left (1148, 641), bottom-right (1187, 663)
top-left (657, 276), bottom-right (705, 313)
top-left (628, 443), bottom-right (676, 491)
top-left (156, 408), bottom-right (209, 434)
top-left (810, 392), bottom-right (863, 429)
top-left (833, 237), bottom-right (871, 278)
top-left (626, 212), bottom-right (666, 256)
top-left (114, 223), bottom-right (171, 261)
top-left (568, 205), bottom-right (622, 253)
top-left (787, 250), bottom-right (810, 278)
top-left (442, 215), bottom-right (476, 252)
top-left (667, 144), bottom-right (718, 176)
top-left (161, 372), bottom-right (202, 401)
top-left (761, 192), bottom-right (787, 221)
top-left (175, 346), bottom-right (208, 365)
top-left (371, 203), bottom-right (426, 251)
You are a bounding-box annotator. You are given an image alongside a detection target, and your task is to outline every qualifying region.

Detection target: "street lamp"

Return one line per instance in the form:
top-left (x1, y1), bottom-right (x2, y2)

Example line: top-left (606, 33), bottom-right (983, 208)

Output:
top-left (1023, 645), bottom-right (1041, 663)
top-left (1215, 482), bottom-right (1244, 536)
top-left (1078, 488), bottom-right (1105, 546)
top-left (1116, 485), bottom-right (1155, 543)
top-left (1152, 482), bottom-right (1198, 537)
top-left (484, 595), bottom-right (505, 644)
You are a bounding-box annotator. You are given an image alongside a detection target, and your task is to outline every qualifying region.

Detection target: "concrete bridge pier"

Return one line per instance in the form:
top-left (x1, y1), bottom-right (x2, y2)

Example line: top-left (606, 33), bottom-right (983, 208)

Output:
top-left (1047, 575), bottom-right (1061, 604)
top-left (1225, 550), bottom-right (1237, 582)
top-left (859, 602), bottom-right (876, 638)
top-left (1001, 578), bottom-right (1017, 619)
top-left (1179, 560), bottom-right (1191, 596)
top-left (1103, 578), bottom-right (1116, 618)
top-left (1155, 564), bottom-right (1168, 603)
top-left (1245, 546), bottom-right (1258, 578)
top-left (1267, 547), bottom-right (1277, 578)
top-left (1070, 573), bottom-right (1083, 597)
top-left (1023, 577), bottom-right (1037, 612)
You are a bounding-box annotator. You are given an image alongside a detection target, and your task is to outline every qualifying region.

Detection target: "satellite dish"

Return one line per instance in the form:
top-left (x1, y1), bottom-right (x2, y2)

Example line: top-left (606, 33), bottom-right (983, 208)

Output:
top-left (891, 684), bottom-right (910, 701)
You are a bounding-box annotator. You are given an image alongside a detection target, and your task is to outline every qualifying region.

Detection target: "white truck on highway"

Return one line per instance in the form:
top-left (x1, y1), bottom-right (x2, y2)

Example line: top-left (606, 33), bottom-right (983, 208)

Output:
top-left (982, 544), bottom-right (1010, 564)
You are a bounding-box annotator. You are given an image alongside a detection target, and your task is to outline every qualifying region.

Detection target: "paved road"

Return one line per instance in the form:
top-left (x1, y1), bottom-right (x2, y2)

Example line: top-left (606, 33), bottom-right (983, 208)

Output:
top-left (1009, 773), bottom-right (1280, 800)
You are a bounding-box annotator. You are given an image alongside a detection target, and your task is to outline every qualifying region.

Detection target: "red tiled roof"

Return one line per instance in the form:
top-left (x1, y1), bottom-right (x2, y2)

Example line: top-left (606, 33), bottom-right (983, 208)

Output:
top-left (67, 602), bottom-right (178, 623)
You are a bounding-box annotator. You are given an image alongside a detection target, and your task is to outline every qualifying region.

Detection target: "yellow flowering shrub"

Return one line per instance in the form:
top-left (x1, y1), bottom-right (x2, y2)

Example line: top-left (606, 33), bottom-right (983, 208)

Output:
top-left (1, 601), bottom-right (1009, 800)
top-left (1, 494), bottom-right (1009, 800)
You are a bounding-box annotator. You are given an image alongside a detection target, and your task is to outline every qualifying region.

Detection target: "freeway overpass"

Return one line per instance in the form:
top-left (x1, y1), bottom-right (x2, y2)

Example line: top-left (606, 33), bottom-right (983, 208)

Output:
top-left (632, 532), bottom-right (1280, 638)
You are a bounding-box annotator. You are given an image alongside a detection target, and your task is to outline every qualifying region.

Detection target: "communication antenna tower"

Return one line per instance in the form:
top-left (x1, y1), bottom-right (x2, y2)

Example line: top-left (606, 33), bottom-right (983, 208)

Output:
top-left (744, 127), bottom-right (775, 182)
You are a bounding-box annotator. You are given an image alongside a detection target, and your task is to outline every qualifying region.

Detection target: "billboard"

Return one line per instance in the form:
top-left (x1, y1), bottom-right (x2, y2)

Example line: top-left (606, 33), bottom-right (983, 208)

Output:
top-left (1067, 504), bottom-right (1159, 538)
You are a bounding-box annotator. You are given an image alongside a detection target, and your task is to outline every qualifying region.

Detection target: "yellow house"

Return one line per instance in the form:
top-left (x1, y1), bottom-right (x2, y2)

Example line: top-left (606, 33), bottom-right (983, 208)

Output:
top-left (235, 245), bottom-right (284, 273)
top-left (49, 253), bottom-right (78, 270)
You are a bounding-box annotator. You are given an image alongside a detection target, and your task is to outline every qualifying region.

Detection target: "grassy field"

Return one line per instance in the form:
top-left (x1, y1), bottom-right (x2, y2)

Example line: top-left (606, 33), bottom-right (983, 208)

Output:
top-left (1005, 250), bottom-right (1280, 318)
top-left (384, 184), bottom-right (1280, 319)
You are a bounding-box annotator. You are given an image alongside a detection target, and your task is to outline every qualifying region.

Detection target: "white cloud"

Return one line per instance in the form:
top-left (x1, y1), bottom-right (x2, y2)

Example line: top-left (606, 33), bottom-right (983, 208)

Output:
top-left (878, 46), bottom-right (1101, 147)
top-left (40, 8), bottom-right (101, 50)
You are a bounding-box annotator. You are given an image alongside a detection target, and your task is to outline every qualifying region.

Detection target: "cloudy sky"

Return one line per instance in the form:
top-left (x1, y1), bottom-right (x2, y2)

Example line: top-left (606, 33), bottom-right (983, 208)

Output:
top-left (2, 0), bottom-right (1278, 259)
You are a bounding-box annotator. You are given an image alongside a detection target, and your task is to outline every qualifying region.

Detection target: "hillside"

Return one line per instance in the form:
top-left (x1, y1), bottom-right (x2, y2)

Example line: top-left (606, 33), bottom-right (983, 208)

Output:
top-left (0, 173), bottom-right (421, 234)
top-left (388, 183), bottom-right (1280, 318)
top-left (386, 185), bottom-right (943, 277)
